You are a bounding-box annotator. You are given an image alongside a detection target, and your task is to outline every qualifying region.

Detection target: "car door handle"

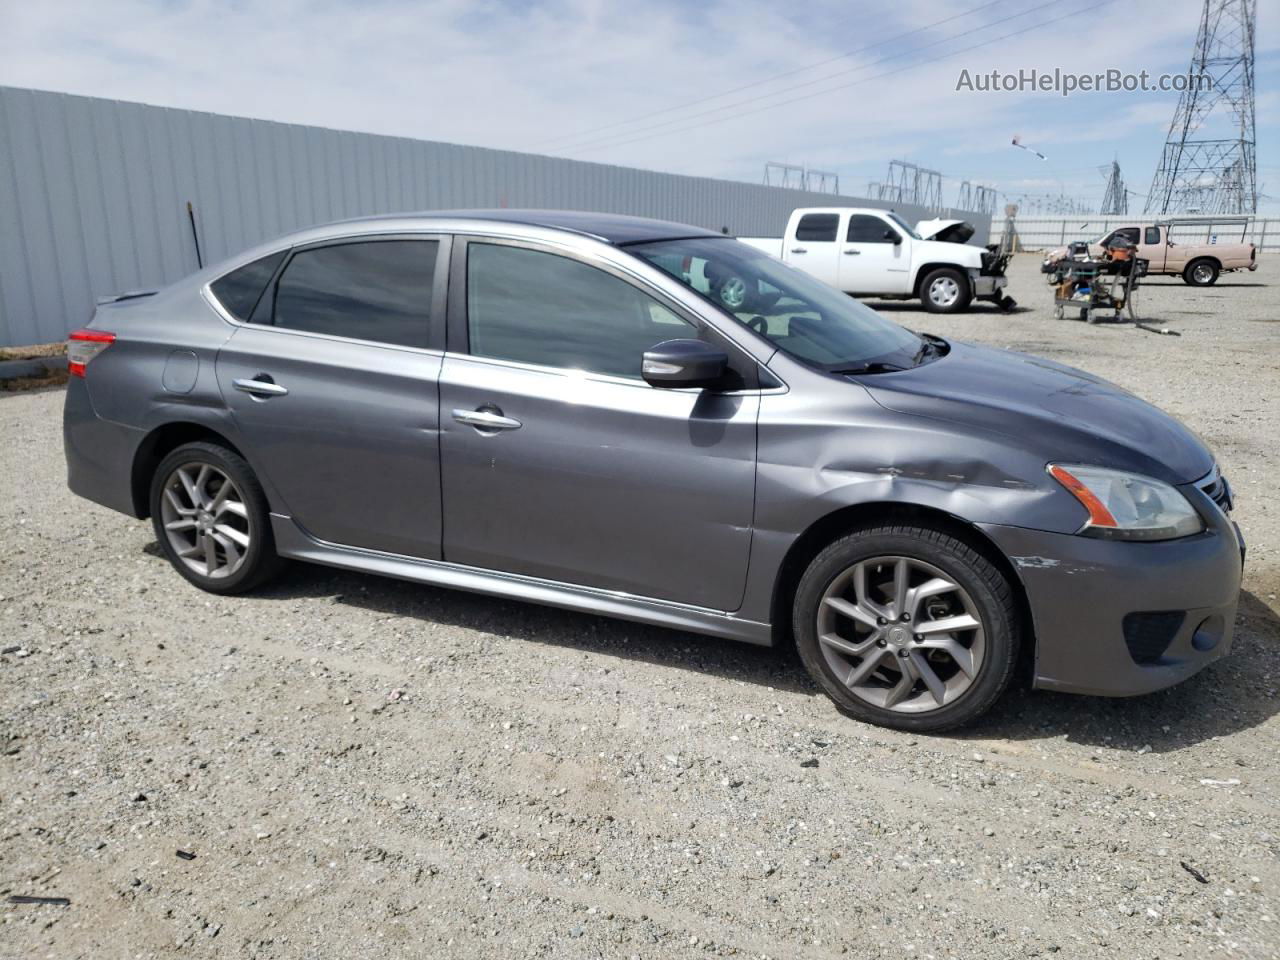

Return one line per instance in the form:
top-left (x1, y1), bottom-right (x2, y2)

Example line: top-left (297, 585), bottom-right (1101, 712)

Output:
top-left (843, 249), bottom-right (861, 255)
top-left (452, 408), bottom-right (522, 431)
top-left (233, 377), bottom-right (288, 397)
top-left (790, 247), bottom-right (808, 254)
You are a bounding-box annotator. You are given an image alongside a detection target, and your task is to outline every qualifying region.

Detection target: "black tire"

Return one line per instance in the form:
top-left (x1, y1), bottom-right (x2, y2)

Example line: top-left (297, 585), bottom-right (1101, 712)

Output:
top-left (1183, 258), bottom-right (1219, 286)
top-left (149, 441), bottom-right (285, 594)
top-left (920, 267), bottom-right (972, 314)
top-left (792, 524), bottom-right (1020, 732)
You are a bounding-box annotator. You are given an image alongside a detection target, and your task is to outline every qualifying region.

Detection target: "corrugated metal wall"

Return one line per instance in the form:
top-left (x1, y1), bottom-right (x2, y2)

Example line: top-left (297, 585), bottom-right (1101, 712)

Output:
top-left (0, 86), bottom-right (989, 347)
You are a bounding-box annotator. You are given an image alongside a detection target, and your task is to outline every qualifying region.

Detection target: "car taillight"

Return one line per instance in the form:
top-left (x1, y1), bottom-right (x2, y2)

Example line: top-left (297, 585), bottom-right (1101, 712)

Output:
top-left (67, 330), bottom-right (116, 378)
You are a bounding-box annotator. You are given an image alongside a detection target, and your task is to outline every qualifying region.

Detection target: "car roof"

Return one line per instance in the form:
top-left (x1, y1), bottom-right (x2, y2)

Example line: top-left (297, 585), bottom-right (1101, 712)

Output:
top-left (334, 209), bottom-right (726, 246)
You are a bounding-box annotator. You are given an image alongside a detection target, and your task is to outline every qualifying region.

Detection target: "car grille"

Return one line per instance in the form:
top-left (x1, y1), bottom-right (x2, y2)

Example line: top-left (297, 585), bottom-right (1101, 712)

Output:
top-left (1196, 465), bottom-right (1233, 513)
top-left (1123, 611), bottom-right (1185, 664)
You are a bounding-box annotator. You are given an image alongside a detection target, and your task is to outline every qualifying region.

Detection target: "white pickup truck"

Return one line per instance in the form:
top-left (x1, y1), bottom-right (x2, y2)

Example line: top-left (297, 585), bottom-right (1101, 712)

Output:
top-left (740, 207), bottom-right (1012, 313)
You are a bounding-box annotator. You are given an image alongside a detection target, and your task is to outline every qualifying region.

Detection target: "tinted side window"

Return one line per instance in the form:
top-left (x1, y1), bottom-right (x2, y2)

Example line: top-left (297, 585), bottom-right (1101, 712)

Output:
top-left (1145, 226), bottom-right (1162, 245)
top-left (847, 215), bottom-right (893, 243)
top-left (271, 240), bottom-right (436, 348)
top-left (795, 214), bottom-right (838, 242)
top-left (466, 243), bottom-right (694, 379)
top-left (210, 251), bottom-right (286, 321)
top-left (1114, 227), bottom-right (1140, 244)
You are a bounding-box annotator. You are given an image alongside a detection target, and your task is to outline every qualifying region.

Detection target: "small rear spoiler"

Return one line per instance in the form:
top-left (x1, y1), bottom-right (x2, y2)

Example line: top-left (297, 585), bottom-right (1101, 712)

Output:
top-left (96, 290), bottom-right (158, 306)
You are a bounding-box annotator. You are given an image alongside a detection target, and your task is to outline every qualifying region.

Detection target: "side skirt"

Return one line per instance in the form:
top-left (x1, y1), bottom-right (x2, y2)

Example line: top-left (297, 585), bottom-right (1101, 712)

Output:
top-left (270, 515), bottom-right (774, 646)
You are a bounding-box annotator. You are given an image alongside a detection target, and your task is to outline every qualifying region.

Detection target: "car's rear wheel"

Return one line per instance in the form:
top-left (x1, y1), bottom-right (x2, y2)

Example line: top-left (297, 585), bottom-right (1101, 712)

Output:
top-left (1183, 258), bottom-right (1219, 286)
top-left (920, 268), bottom-right (972, 313)
top-left (792, 524), bottom-right (1020, 732)
top-left (150, 441), bottom-right (284, 594)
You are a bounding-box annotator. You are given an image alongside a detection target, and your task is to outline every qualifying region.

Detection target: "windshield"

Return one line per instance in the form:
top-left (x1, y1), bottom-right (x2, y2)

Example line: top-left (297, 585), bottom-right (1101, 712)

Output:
top-left (884, 211), bottom-right (921, 240)
top-left (628, 236), bottom-right (923, 372)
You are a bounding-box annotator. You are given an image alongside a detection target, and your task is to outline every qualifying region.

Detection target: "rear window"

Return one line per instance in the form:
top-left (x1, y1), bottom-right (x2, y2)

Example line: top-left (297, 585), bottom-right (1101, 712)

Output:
top-left (209, 251), bottom-right (286, 321)
top-left (795, 214), bottom-right (838, 242)
top-left (1145, 226), bottom-right (1161, 245)
top-left (270, 240), bottom-right (437, 348)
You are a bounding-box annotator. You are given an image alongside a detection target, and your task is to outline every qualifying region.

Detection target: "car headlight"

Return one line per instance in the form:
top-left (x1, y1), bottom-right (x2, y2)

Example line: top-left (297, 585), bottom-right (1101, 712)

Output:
top-left (1048, 464), bottom-right (1204, 541)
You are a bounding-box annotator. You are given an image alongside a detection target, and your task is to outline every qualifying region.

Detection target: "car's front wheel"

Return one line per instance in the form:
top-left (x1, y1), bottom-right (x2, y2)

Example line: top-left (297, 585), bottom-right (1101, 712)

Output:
top-left (149, 441), bottom-right (284, 594)
top-left (792, 524), bottom-right (1020, 732)
top-left (920, 268), bottom-right (972, 313)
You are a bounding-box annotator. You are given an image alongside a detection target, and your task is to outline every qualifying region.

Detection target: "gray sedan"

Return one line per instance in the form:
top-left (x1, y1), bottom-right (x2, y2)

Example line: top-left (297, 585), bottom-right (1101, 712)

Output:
top-left (63, 211), bottom-right (1244, 730)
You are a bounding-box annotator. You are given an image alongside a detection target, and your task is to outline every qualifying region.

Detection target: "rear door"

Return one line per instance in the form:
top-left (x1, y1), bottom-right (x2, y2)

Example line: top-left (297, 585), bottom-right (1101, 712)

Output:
top-left (787, 212), bottom-right (842, 288)
top-left (213, 235), bottom-right (449, 559)
top-left (838, 213), bottom-right (911, 294)
top-left (437, 237), bottom-right (759, 610)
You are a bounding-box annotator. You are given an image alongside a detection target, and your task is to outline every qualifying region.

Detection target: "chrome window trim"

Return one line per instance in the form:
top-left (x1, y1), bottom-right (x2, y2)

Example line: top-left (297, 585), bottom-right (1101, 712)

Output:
top-left (440, 349), bottom-right (787, 396)
top-left (201, 230), bottom-right (448, 357)
top-left (201, 285), bottom-right (446, 359)
top-left (199, 217), bottom-right (789, 388)
top-left (454, 233), bottom-right (790, 392)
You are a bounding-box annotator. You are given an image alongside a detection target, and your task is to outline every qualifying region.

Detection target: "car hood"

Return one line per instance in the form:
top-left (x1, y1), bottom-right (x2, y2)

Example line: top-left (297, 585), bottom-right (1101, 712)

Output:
top-left (916, 218), bottom-right (976, 244)
top-left (859, 341), bottom-right (1214, 484)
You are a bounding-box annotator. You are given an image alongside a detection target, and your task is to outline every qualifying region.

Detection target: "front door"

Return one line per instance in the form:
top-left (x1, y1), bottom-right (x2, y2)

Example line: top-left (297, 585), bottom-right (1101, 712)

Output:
top-left (214, 236), bottom-right (448, 559)
top-left (838, 213), bottom-right (911, 294)
top-left (438, 239), bottom-right (758, 611)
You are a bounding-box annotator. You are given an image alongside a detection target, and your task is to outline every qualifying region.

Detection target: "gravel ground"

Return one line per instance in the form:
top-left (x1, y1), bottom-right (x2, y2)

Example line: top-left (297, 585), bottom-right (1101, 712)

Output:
top-left (2, 253), bottom-right (1278, 959)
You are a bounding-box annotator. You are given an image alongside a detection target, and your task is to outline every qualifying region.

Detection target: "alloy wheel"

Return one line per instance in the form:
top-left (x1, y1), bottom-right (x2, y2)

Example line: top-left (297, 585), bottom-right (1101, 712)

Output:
top-left (816, 556), bottom-right (986, 713)
top-left (159, 462), bottom-right (252, 579)
top-left (719, 276), bottom-right (748, 309)
top-left (1192, 263), bottom-right (1214, 284)
top-left (928, 276), bottom-right (960, 307)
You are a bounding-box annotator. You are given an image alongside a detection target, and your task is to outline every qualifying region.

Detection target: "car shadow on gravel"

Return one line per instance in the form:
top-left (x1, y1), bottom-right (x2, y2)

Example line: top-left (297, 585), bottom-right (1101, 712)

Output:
top-left (252, 562), bottom-right (817, 695)
top-left (236, 561), bottom-right (1280, 748)
top-left (959, 590), bottom-right (1280, 752)
top-left (865, 302), bottom-right (1031, 315)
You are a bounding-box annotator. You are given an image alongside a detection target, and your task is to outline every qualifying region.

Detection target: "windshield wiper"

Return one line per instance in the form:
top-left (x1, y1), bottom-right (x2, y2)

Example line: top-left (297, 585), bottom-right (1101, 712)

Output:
top-left (911, 333), bottom-right (948, 366)
top-left (830, 361), bottom-right (909, 376)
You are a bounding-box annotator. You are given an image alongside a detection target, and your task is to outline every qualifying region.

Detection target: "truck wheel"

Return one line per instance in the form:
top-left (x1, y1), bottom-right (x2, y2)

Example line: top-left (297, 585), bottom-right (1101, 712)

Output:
top-left (1183, 259), bottom-right (1219, 286)
top-left (792, 524), bottom-right (1020, 732)
top-left (921, 268), bottom-right (972, 314)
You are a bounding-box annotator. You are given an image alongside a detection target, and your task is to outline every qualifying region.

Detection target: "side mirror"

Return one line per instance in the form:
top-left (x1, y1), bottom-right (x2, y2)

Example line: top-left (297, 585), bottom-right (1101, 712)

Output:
top-left (885, 230), bottom-right (902, 245)
top-left (642, 339), bottom-right (728, 389)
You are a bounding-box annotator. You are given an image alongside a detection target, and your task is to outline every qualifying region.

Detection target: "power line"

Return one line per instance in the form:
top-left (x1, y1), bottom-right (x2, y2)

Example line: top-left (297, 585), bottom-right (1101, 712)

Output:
top-left (556, 0), bottom-right (1056, 156)
top-left (529, 0), bottom-right (1009, 151)
top-left (562, 0), bottom-right (1116, 159)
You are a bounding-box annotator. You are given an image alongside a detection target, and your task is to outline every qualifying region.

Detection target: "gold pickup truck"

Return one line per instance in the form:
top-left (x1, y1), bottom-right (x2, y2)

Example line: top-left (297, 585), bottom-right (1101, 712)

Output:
top-left (1046, 222), bottom-right (1258, 286)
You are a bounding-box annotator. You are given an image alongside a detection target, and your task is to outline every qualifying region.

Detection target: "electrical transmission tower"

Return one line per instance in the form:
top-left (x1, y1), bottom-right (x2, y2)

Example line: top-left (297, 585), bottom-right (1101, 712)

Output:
top-left (1146, 0), bottom-right (1256, 214)
top-left (1101, 161), bottom-right (1129, 215)
top-left (763, 162), bottom-right (808, 191)
top-left (764, 162), bottom-right (840, 194)
top-left (884, 160), bottom-right (943, 210)
top-left (806, 169), bottom-right (840, 194)
top-left (957, 181), bottom-right (998, 214)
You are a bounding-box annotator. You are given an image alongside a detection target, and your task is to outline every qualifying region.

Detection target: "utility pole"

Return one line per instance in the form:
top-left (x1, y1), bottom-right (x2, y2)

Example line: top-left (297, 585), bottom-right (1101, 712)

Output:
top-left (1146, 0), bottom-right (1256, 214)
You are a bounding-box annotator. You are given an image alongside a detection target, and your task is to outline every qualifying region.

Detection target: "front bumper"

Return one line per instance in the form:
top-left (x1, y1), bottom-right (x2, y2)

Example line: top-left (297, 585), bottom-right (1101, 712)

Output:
top-left (979, 494), bottom-right (1242, 697)
top-left (972, 273), bottom-right (1008, 298)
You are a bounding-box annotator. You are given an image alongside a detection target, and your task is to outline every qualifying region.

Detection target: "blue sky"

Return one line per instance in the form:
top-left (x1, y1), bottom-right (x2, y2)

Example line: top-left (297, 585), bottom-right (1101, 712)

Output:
top-left (1, 0), bottom-right (1275, 212)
